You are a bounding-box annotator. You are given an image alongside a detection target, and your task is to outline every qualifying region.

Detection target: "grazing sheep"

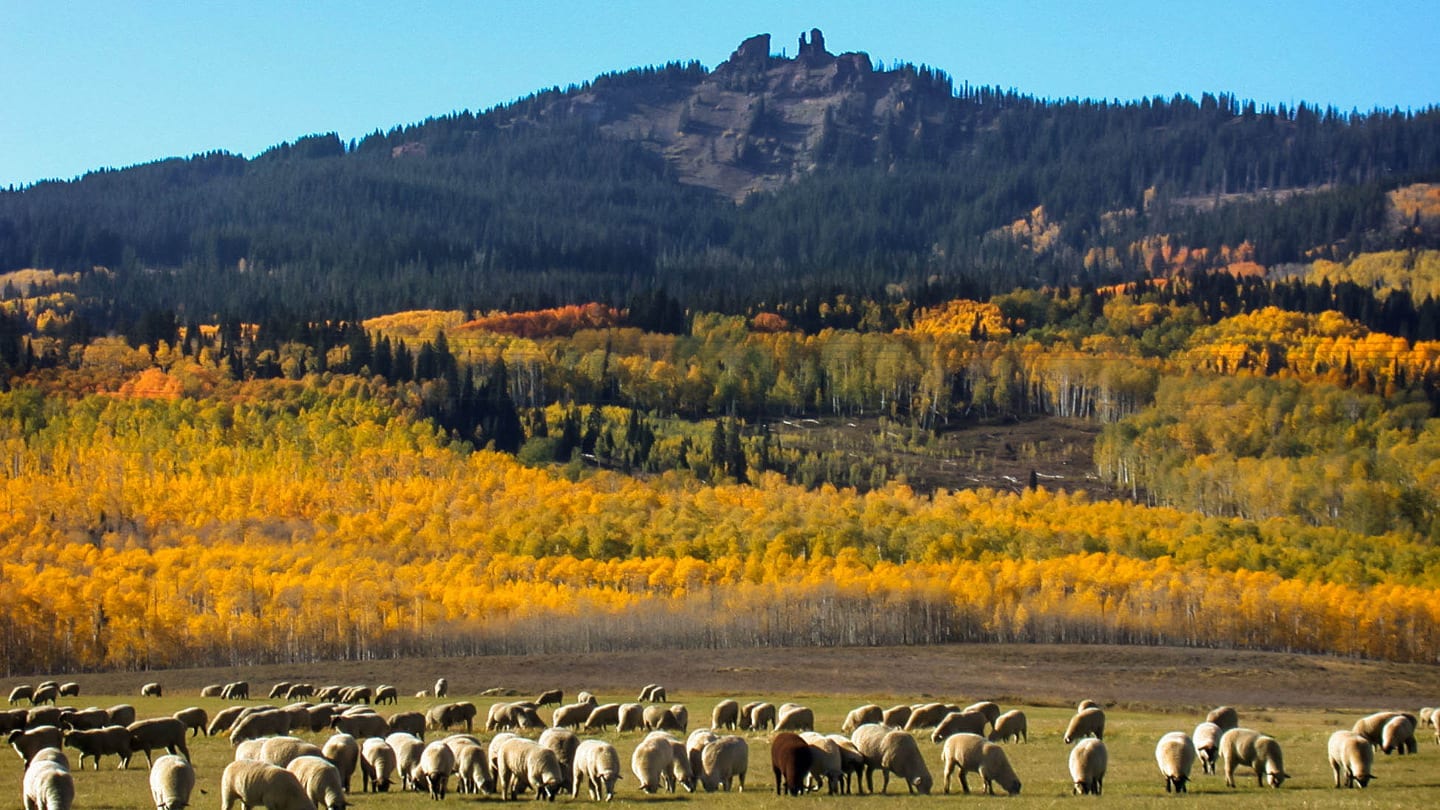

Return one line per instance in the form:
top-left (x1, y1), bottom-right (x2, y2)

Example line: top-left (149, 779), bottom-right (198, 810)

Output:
top-left (1206, 706), bottom-right (1239, 731)
top-left (535, 689), bottom-right (563, 707)
top-left (881, 705), bottom-right (912, 728)
top-left (359, 738), bottom-right (396, 793)
top-left (642, 705), bottom-right (683, 733)
top-left (414, 740), bottom-right (455, 800)
top-left (372, 686), bottom-right (398, 706)
top-left (314, 687), bottom-right (344, 703)
top-left (823, 735), bottom-right (865, 794)
top-left (427, 702), bottom-right (467, 732)
top-left (221, 760), bottom-right (316, 810)
top-left (989, 710), bottom-right (1028, 744)
top-left (962, 701), bottom-right (1002, 728)
top-left (573, 739), bottom-right (622, 801)
top-left (486, 702), bottom-right (540, 732)
top-left (685, 730), bottom-right (719, 782)
top-left (329, 712), bottom-right (387, 740)
top-left (670, 704), bottom-right (689, 731)
top-left (903, 702), bottom-right (951, 731)
top-left (1191, 721), bottom-right (1222, 775)
top-left (260, 737), bottom-right (325, 768)
top-left (582, 703), bottom-right (622, 733)
top-left (150, 754), bottom-right (195, 810)
top-left (0, 709), bottom-right (26, 734)
top-left (932, 710), bottom-right (988, 744)
top-left (538, 728), bottom-right (579, 793)
top-left (58, 708), bottom-right (109, 732)
top-left (1069, 738), bottom-right (1107, 795)
top-left (29, 686), bottom-right (58, 707)
top-left (11, 726), bottom-right (64, 766)
top-left (630, 732), bottom-right (685, 794)
top-left (940, 733), bottom-right (1021, 796)
top-left (128, 718), bottom-right (189, 767)
top-left (1155, 731), bottom-right (1197, 793)
top-left (62, 725), bottom-right (133, 770)
top-left (770, 732), bottom-right (813, 797)
top-left (616, 703), bottom-right (645, 733)
top-left (433, 679), bottom-right (448, 699)
top-left (1381, 714), bottom-right (1418, 755)
top-left (173, 707), bottom-right (209, 738)
top-left (106, 704), bottom-right (137, 727)
top-left (234, 740), bottom-right (266, 762)
top-left (9, 686), bottom-right (33, 706)
top-left (233, 710), bottom-right (295, 743)
top-left (452, 739), bottom-right (492, 795)
top-left (200, 685), bottom-right (224, 698)
top-left (1328, 730), bottom-right (1375, 788)
top-left (141, 683), bottom-right (163, 698)
top-left (737, 702), bottom-right (761, 731)
top-left (496, 737), bottom-right (564, 801)
top-left (285, 685), bottom-right (314, 702)
top-left (268, 684), bottom-right (293, 700)
top-left (841, 704), bottom-right (882, 734)
top-left (878, 730), bottom-right (932, 794)
top-left (553, 700), bottom-right (597, 729)
top-left (700, 735), bottom-right (748, 793)
top-left (384, 733), bottom-right (424, 791)
top-left (800, 732), bottom-right (843, 795)
top-left (57, 685), bottom-right (79, 699)
top-left (637, 684), bottom-right (664, 702)
top-left (339, 687), bottom-right (371, 705)
top-left (208, 707), bottom-right (248, 737)
top-left (1063, 706), bottom-right (1106, 743)
top-left (22, 758), bottom-right (74, 810)
top-left (747, 702), bottom-right (776, 731)
top-left (576, 691), bottom-right (595, 705)
top-left (321, 733), bottom-right (359, 793)
top-left (711, 700), bottom-right (740, 730)
top-left (775, 705), bottom-right (814, 733)
top-left (385, 711), bottom-right (425, 738)
top-left (1077, 699), bottom-right (1100, 712)
top-left (849, 723), bottom-right (891, 794)
top-left (28, 707), bottom-right (62, 728)
top-left (1219, 727), bottom-right (1288, 788)
top-left (287, 756), bottom-right (346, 810)
top-left (223, 682), bottom-right (251, 701)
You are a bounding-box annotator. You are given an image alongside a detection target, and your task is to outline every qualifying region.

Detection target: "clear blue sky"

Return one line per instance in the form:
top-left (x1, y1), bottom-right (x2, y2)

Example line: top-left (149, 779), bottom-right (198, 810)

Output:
top-left (3, 0), bottom-right (1438, 189)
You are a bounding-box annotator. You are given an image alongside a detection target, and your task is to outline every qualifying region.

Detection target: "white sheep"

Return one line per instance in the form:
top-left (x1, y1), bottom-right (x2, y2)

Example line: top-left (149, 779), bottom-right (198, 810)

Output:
top-left (881, 705), bottom-right (912, 728)
top-left (747, 702), bottom-right (776, 731)
top-left (581, 703), bottom-right (622, 732)
top-left (150, 754), bottom-right (195, 810)
top-left (1206, 706), bottom-right (1239, 730)
top-left (172, 707), bottom-right (209, 738)
top-left (1327, 730), bottom-right (1375, 788)
top-left (841, 704), bottom-right (882, 734)
top-left (538, 727), bottom-right (579, 793)
top-left (221, 759), bottom-right (316, 810)
top-left (1069, 738), bottom-right (1107, 795)
top-left (260, 737), bottom-right (324, 768)
top-left (989, 710), bottom-right (1027, 744)
top-left (1192, 721), bottom-right (1222, 774)
top-left (800, 732), bottom-right (843, 794)
top-left (231, 710), bottom-right (293, 744)
top-left (774, 704), bottom-right (814, 733)
top-left (1063, 706), bottom-right (1105, 743)
top-left (962, 701), bottom-right (1001, 728)
top-left (433, 678), bottom-right (448, 699)
top-left (1155, 731), bottom-right (1197, 793)
top-left (141, 683), bottom-right (163, 698)
top-left (631, 732), bottom-right (680, 794)
top-left (496, 736), bottom-right (564, 801)
top-left (903, 702), bottom-right (951, 731)
top-left (1381, 714), bottom-right (1418, 755)
top-left (415, 740), bottom-right (455, 800)
top-left (552, 700), bottom-right (596, 729)
top-left (1219, 727), bottom-right (1288, 788)
top-left (849, 722), bottom-right (891, 794)
top-left (711, 700), bottom-right (740, 730)
top-left (234, 739), bottom-right (266, 762)
top-left (106, 705), bottom-right (137, 727)
top-left (384, 732), bottom-right (424, 791)
top-left (878, 730), bottom-right (932, 794)
top-left (451, 739), bottom-right (492, 795)
top-left (700, 735), bottom-right (747, 793)
top-left (320, 734), bottom-right (358, 793)
top-left (28, 748), bottom-right (70, 771)
top-left (932, 710), bottom-right (988, 744)
top-left (616, 703), bottom-right (645, 732)
top-left (287, 756), bottom-right (346, 810)
top-left (573, 739), bottom-right (622, 801)
top-left (359, 738), bottom-right (396, 793)
top-left (825, 735), bottom-right (866, 794)
top-left (57, 685), bottom-right (79, 699)
top-left (642, 704), bottom-right (683, 732)
top-left (23, 758), bottom-right (74, 810)
top-left (684, 729), bottom-right (719, 783)
top-left (940, 732), bottom-right (1021, 796)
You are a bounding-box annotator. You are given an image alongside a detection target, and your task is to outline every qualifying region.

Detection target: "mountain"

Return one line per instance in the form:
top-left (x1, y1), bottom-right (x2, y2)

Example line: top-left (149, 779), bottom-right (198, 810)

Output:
top-left (1, 29), bottom-right (1439, 329)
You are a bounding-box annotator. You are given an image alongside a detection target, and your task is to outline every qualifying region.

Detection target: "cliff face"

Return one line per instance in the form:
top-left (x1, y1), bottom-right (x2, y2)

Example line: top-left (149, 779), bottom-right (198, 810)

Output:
top-left (503, 30), bottom-right (954, 201)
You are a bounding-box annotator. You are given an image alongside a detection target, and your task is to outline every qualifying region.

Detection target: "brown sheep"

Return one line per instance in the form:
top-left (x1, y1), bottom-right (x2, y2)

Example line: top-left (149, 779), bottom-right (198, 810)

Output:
top-left (770, 732), bottom-right (812, 797)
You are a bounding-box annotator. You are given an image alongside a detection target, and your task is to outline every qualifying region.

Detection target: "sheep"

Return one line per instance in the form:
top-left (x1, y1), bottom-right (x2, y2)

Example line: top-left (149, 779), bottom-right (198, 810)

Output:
top-left (235, 739), bottom-right (267, 762)
top-left (616, 703), bottom-right (645, 732)
top-left (775, 704), bottom-right (814, 733)
top-left (321, 734), bottom-right (359, 793)
top-left (359, 738), bottom-right (396, 793)
top-left (630, 732), bottom-right (686, 794)
top-left (940, 732), bottom-right (1021, 796)
top-left (58, 708), bottom-right (109, 732)
top-left (1381, 714), bottom-right (1418, 755)
top-left (287, 756), bottom-right (346, 810)
top-left (685, 729), bottom-right (718, 781)
top-left (582, 703), bottom-right (622, 732)
top-left (1327, 730), bottom-right (1374, 788)
top-left (261, 736), bottom-right (325, 768)
top-left (285, 685), bottom-right (314, 701)
top-left (268, 684), bottom-right (292, 700)
top-left (800, 732), bottom-right (843, 794)
top-left (823, 735), bottom-right (865, 794)
top-left (373, 685), bottom-right (398, 706)
top-left (427, 702), bottom-right (467, 732)
top-left (221, 759), bottom-right (317, 810)
top-left (208, 707), bottom-right (248, 737)
top-left (22, 758), bottom-right (74, 810)
top-left (878, 730), bottom-right (932, 794)
top-left (1155, 731), bottom-right (1197, 793)
top-left (385, 711), bottom-right (425, 738)
top-left (28, 748), bottom-right (69, 770)
top-left (233, 710), bottom-right (295, 743)
top-left (747, 702), bottom-right (776, 731)
top-left (384, 733), bottom-right (424, 791)
top-left (1077, 699), bottom-right (1100, 712)
top-left (932, 710), bottom-right (989, 744)
top-left (1069, 738), bottom-right (1107, 795)
top-left (989, 709), bottom-right (1028, 744)
top-left (57, 685), bottom-right (79, 699)
top-left (737, 701), bottom-right (761, 731)
top-left (849, 723), bottom-right (891, 794)
top-left (141, 682), bottom-right (163, 698)
top-left (538, 727), bottom-right (578, 793)
top-left (881, 705), bottom-right (912, 728)
top-left (553, 700), bottom-right (597, 729)
top-left (314, 687), bottom-right (344, 703)
top-left (535, 689), bottom-right (563, 707)
top-left (414, 740), bottom-right (455, 800)
top-left (329, 711), bottom-right (387, 740)
top-left (637, 684), bottom-right (664, 702)
top-left (1063, 706), bottom-right (1105, 743)
top-left (27, 707), bottom-right (62, 728)
top-left (35, 682), bottom-right (58, 693)
top-left (711, 699), bottom-right (740, 730)
top-left (1219, 727), bottom-right (1288, 788)
top-left (643, 704), bottom-right (684, 732)
top-left (576, 691), bottom-right (596, 704)
top-left (304, 706), bottom-right (336, 734)
top-left (670, 704), bottom-right (690, 731)
top-left (62, 725), bottom-right (132, 770)
top-left (104, 704), bottom-right (136, 727)
top-left (452, 739), bottom-right (493, 795)
top-left (29, 686), bottom-right (58, 707)
top-left (962, 701), bottom-right (1002, 728)
top-left (496, 736), bottom-right (564, 801)
top-left (1192, 721), bottom-right (1222, 774)
top-left (173, 707), bottom-right (209, 738)
top-left (841, 704), bottom-right (882, 734)
top-left (0, 709), bottom-right (28, 734)
top-left (339, 687), bottom-right (371, 705)
top-left (223, 682), bottom-right (251, 700)
top-left (573, 739), bottom-right (622, 801)
top-left (433, 679), bottom-right (448, 699)
top-left (700, 735), bottom-right (748, 793)
top-left (770, 732), bottom-right (812, 797)
top-left (200, 685), bottom-right (224, 698)
top-left (128, 718), bottom-right (189, 767)
top-left (487, 701), bottom-right (541, 731)
top-left (9, 686), bottom-right (33, 705)
top-left (1206, 706), bottom-right (1239, 731)
top-left (903, 702), bottom-right (951, 731)
top-left (11, 726), bottom-right (64, 766)
top-left (150, 753), bottom-right (195, 810)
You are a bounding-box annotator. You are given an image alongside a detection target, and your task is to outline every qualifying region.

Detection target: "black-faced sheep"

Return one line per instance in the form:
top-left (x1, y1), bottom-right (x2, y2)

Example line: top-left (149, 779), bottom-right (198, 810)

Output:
top-left (1063, 706), bottom-right (1105, 743)
top-left (369, 685), bottom-right (395, 706)
top-left (770, 732), bottom-right (812, 797)
top-left (22, 757), bottom-right (74, 810)
top-left (222, 681), bottom-right (250, 700)
top-left (321, 733), bottom-right (359, 793)
top-left (535, 689), bottom-right (563, 707)
top-left (172, 707), bottom-right (208, 738)
top-left (1219, 727), bottom-right (1288, 788)
top-left (221, 759), bottom-right (316, 810)
top-left (932, 710), bottom-right (989, 744)
top-left (359, 738), bottom-right (396, 793)
top-left (1155, 731), bottom-right (1197, 793)
top-left (700, 735), bottom-right (748, 793)
top-left (150, 753), bottom-right (195, 810)
top-left (711, 699), bottom-right (741, 730)
top-left (841, 704), bottom-right (882, 734)
top-left (878, 730), bottom-right (932, 794)
top-left (127, 718), bottom-right (189, 766)
top-left (1328, 730), bottom-right (1374, 788)
top-left (538, 727), bottom-right (579, 793)
top-left (1206, 706), bottom-right (1239, 731)
top-left (11, 726), bottom-right (64, 766)
top-left (1069, 738), bottom-right (1107, 795)
top-left (989, 709), bottom-right (1028, 744)
top-left (415, 740), bottom-right (455, 800)
top-left (940, 732), bottom-right (1021, 796)
top-left (1193, 721), bottom-right (1222, 774)
top-left (62, 725), bottom-right (132, 770)
top-left (140, 683), bottom-right (163, 698)
top-left (287, 756), bottom-right (346, 810)
top-left (573, 739), bottom-right (622, 801)
top-left (775, 705), bottom-right (814, 733)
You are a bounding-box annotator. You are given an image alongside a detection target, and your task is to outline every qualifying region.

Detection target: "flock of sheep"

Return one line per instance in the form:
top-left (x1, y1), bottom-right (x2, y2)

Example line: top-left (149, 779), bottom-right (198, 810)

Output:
top-left (7, 675), bottom-right (1440, 810)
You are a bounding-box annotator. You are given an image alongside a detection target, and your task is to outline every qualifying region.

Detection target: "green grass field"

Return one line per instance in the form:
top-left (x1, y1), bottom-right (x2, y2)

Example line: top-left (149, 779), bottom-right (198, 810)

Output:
top-left (5, 690), bottom-right (1436, 809)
